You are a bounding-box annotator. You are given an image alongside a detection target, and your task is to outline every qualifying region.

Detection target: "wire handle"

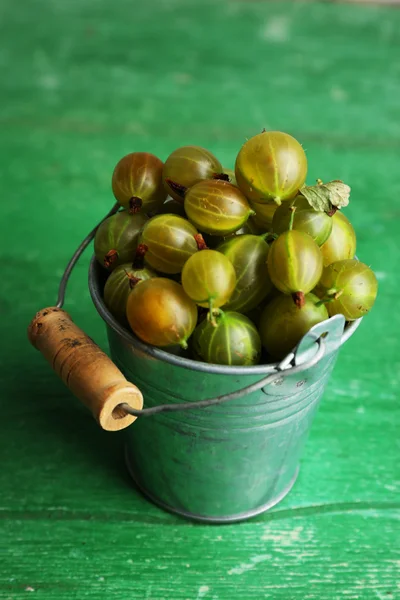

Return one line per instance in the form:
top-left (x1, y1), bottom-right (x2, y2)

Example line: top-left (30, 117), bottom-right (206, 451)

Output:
top-left (119, 337), bottom-right (326, 417)
top-left (56, 203), bottom-right (120, 309)
top-left (28, 204), bottom-right (332, 431)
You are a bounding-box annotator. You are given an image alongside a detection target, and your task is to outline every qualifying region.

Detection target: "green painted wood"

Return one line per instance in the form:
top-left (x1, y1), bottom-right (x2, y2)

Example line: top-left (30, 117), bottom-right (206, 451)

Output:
top-left (1, 0), bottom-right (399, 598)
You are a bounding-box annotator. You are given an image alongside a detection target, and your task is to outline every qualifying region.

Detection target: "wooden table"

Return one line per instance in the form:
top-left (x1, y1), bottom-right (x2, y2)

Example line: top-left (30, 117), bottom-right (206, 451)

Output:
top-left (1, 1), bottom-right (399, 598)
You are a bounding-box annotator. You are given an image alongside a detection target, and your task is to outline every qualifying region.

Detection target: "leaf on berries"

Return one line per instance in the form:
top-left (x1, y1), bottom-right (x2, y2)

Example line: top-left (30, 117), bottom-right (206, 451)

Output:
top-left (299, 179), bottom-right (351, 213)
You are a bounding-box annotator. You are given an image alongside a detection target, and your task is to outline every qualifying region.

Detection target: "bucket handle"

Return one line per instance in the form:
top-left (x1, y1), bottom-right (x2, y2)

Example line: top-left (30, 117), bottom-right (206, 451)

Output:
top-left (119, 335), bottom-right (327, 418)
top-left (122, 314), bottom-right (346, 418)
top-left (28, 203), bottom-right (143, 432)
top-left (28, 306), bottom-right (326, 429)
top-left (27, 204), bottom-right (330, 431)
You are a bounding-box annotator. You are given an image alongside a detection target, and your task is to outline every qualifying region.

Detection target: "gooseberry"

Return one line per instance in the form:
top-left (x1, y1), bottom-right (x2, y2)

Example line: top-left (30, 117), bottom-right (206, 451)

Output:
top-left (235, 131), bottom-right (307, 205)
top-left (104, 263), bottom-right (156, 325)
top-left (163, 146), bottom-right (223, 202)
top-left (314, 259), bottom-right (378, 320)
top-left (184, 179), bottom-right (254, 235)
top-left (217, 234), bottom-right (273, 313)
top-left (94, 210), bottom-right (148, 271)
top-left (320, 211), bottom-right (356, 266)
top-left (112, 152), bottom-right (167, 214)
top-left (181, 249), bottom-right (236, 312)
top-left (192, 311), bottom-right (261, 366)
top-left (273, 195), bottom-right (332, 246)
top-left (126, 278), bottom-right (197, 348)
top-left (140, 214), bottom-right (199, 274)
top-left (259, 293), bottom-right (329, 360)
top-left (267, 228), bottom-right (323, 307)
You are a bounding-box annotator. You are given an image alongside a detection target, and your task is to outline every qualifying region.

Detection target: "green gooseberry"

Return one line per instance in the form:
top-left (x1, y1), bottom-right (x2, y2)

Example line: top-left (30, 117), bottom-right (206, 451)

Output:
top-left (259, 293), bottom-right (329, 360)
top-left (192, 311), bottom-right (261, 366)
top-left (272, 195), bottom-right (332, 246)
top-left (217, 234), bottom-right (273, 313)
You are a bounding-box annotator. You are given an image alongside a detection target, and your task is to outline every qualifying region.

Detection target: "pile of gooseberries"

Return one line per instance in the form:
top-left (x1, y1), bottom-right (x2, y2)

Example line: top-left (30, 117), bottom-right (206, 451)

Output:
top-left (94, 131), bottom-right (378, 365)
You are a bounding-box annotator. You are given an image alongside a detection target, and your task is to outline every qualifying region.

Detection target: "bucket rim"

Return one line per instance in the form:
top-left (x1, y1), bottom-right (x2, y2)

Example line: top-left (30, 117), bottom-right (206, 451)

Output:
top-left (88, 256), bottom-right (362, 375)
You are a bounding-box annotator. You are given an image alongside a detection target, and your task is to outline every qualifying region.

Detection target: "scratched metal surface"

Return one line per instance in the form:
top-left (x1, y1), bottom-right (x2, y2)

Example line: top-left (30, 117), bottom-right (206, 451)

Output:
top-left (1, 0), bottom-right (399, 598)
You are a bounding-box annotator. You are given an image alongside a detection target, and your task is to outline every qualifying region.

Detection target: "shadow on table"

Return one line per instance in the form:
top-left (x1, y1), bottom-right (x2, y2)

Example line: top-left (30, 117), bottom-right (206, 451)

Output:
top-left (7, 358), bottom-right (133, 486)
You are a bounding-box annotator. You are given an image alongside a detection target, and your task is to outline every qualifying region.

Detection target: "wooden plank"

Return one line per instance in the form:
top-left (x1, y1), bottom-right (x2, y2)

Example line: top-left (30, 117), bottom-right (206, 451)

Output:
top-left (2, 512), bottom-right (399, 599)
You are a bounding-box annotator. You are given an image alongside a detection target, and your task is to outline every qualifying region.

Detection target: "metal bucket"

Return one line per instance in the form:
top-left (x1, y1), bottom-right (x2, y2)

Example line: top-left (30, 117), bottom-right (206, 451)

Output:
top-left (89, 258), bottom-right (361, 523)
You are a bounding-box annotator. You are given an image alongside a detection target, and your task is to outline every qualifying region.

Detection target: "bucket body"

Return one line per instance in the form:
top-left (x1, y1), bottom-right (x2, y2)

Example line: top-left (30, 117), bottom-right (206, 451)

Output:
top-left (89, 259), bottom-right (360, 522)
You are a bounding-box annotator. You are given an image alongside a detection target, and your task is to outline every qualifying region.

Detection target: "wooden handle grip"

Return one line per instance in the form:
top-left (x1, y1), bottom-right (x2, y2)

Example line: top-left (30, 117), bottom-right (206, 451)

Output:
top-left (28, 307), bottom-right (143, 431)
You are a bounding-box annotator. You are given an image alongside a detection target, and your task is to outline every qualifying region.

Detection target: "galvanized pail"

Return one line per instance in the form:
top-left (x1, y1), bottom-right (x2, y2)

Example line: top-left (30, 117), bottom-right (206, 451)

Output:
top-left (89, 258), bottom-right (361, 523)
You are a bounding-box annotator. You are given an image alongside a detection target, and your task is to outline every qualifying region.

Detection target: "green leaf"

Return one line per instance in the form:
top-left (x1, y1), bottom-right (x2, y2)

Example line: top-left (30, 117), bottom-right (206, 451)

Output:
top-left (299, 179), bottom-right (351, 213)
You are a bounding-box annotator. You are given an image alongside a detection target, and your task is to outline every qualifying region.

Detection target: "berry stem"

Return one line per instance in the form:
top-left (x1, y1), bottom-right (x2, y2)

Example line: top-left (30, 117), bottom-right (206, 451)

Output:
top-left (292, 291), bottom-right (305, 308)
top-left (128, 197), bottom-right (143, 214)
top-left (133, 243), bottom-right (148, 268)
top-left (166, 178), bottom-right (187, 199)
top-left (194, 233), bottom-right (208, 251)
top-left (260, 232), bottom-right (277, 242)
top-left (326, 287), bottom-right (344, 300)
top-left (333, 289), bottom-right (344, 300)
top-left (104, 249), bottom-right (118, 269)
top-left (208, 298), bottom-right (217, 327)
top-left (213, 172), bottom-right (230, 182)
top-left (124, 270), bottom-right (141, 290)
top-left (315, 297), bottom-right (335, 307)
top-left (288, 206), bottom-right (297, 231)
top-left (326, 206), bottom-right (338, 217)
top-left (207, 299), bottom-right (222, 327)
